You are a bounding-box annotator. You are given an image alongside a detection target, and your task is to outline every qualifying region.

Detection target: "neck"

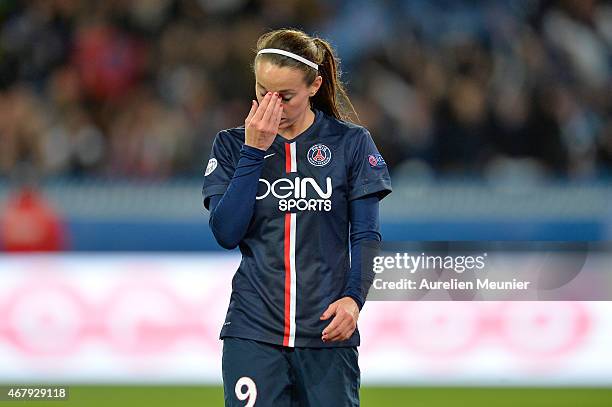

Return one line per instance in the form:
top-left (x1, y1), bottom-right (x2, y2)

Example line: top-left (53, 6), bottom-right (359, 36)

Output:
top-left (279, 108), bottom-right (315, 140)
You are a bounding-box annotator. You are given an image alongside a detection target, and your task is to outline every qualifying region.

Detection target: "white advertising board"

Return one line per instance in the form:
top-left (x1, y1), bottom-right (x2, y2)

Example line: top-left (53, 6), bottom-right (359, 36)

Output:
top-left (0, 254), bottom-right (610, 385)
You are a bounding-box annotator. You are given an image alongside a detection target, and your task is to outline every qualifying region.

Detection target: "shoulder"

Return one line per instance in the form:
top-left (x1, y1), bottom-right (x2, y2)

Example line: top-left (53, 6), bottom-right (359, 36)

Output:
top-left (319, 111), bottom-right (370, 139)
top-left (215, 126), bottom-right (246, 145)
top-left (211, 126), bottom-right (246, 158)
top-left (319, 114), bottom-right (377, 162)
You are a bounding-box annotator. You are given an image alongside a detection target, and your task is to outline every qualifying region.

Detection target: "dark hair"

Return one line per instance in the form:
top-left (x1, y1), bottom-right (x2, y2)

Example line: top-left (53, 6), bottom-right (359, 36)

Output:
top-left (253, 28), bottom-right (358, 122)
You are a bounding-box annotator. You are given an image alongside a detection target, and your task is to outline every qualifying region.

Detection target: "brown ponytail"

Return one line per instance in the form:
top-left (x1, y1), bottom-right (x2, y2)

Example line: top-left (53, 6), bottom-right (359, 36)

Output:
top-left (253, 29), bottom-right (358, 123)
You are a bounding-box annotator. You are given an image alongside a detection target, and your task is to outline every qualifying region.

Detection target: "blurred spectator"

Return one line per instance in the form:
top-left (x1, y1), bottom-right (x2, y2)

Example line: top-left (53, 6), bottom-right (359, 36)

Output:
top-left (0, 184), bottom-right (68, 252)
top-left (0, 0), bottom-right (609, 181)
top-left (72, 23), bottom-right (146, 101)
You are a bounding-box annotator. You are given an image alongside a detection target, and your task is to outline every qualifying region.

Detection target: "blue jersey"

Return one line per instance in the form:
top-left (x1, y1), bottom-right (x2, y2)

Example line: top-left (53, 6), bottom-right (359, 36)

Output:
top-left (203, 109), bottom-right (392, 347)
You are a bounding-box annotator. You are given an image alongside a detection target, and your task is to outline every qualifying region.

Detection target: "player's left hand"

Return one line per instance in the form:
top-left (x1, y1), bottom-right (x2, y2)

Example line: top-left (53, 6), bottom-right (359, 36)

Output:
top-left (320, 297), bottom-right (360, 342)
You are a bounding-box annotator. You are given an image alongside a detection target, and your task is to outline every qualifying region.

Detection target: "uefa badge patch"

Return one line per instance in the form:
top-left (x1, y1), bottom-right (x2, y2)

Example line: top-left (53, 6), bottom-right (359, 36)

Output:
top-left (368, 153), bottom-right (386, 168)
top-left (205, 158), bottom-right (218, 176)
top-left (307, 144), bottom-right (332, 167)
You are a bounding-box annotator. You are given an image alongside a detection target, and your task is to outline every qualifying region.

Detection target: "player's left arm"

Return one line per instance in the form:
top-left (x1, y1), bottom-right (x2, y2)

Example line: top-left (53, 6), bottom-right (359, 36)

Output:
top-left (321, 127), bottom-right (392, 342)
top-left (320, 194), bottom-right (380, 342)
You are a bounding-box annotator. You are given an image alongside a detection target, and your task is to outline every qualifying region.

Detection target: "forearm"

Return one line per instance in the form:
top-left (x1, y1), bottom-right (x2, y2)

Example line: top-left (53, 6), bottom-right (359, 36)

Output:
top-left (343, 194), bottom-right (381, 310)
top-left (209, 145), bottom-right (265, 249)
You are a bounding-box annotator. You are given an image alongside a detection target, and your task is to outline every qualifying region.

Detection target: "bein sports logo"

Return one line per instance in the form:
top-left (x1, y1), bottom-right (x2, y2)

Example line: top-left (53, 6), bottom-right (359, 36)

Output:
top-left (256, 177), bottom-right (332, 211)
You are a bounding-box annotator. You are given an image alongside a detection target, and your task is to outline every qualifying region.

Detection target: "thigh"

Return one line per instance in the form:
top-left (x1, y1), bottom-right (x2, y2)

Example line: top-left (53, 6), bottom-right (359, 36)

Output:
top-left (290, 346), bottom-right (360, 407)
top-left (222, 337), bottom-right (293, 407)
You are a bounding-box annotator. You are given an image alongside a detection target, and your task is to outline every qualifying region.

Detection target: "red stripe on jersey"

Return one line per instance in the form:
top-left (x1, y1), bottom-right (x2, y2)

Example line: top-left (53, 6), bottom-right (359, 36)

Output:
top-left (283, 212), bottom-right (291, 346)
top-left (285, 143), bottom-right (291, 173)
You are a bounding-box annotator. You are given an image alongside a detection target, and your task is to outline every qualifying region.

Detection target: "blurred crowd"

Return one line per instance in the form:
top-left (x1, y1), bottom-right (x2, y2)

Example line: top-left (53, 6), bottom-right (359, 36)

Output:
top-left (0, 0), bottom-right (611, 181)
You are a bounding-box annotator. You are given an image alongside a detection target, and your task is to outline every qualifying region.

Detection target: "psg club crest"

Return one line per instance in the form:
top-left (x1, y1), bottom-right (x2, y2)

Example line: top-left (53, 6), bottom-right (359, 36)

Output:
top-left (307, 144), bottom-right (332, 167)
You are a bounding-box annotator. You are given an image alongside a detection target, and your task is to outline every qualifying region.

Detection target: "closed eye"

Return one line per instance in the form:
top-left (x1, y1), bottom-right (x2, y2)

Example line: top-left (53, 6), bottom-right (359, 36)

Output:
top-left (260, 93), bottom-right (292, 102)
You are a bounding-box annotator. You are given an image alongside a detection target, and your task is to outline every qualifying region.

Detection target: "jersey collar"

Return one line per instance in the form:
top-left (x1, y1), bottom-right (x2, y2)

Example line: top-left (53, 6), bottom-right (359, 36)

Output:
top-left (275, 109), bottom-right (323, 144)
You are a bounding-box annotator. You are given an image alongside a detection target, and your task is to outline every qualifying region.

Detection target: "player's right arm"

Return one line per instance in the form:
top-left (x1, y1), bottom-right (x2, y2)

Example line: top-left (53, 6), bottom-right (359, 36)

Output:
top-left (203, 93), bottom-right (282, 249)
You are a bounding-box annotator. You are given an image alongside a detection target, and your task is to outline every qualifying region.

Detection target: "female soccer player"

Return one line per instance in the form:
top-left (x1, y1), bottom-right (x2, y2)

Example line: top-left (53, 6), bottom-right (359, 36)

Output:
top-left (203, 28), bottom-right (391, 407)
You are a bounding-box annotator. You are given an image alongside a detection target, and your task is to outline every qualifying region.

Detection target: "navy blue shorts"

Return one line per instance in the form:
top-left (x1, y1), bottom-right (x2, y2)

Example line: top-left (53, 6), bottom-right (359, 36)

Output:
top-left (222, 337), bottom-right (360, 407)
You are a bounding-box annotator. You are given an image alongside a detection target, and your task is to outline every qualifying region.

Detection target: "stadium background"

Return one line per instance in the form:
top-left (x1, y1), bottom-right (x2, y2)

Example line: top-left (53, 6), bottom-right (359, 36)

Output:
top-left (0, 0), bottom-right (611, 405)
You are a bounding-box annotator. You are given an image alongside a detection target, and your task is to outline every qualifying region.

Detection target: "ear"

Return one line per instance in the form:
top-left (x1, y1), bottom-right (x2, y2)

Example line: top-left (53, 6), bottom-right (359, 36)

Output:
top-left (309, 75), bottom-right (323, 97)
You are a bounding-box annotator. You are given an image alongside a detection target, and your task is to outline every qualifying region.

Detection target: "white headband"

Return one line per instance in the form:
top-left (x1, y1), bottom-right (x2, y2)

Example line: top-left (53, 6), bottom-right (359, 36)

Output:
top-left (257, 48), bottom-right (318, 70)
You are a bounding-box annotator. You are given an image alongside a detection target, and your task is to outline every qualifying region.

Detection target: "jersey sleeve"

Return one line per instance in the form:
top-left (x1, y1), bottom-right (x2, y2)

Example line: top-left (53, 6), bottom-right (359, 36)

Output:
top-left (202, 131), bottom-right (237, 210)
top-left (348, 128), bottom-right (392, 201)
